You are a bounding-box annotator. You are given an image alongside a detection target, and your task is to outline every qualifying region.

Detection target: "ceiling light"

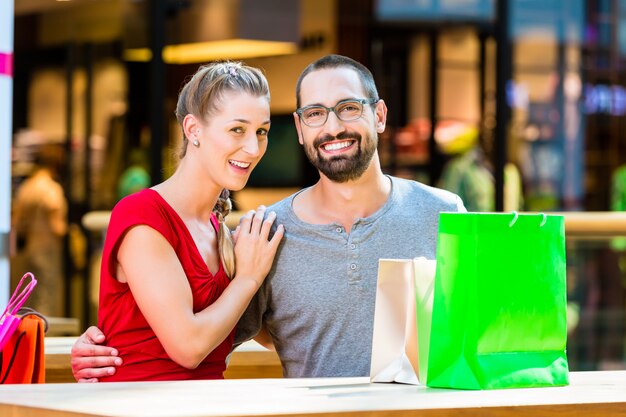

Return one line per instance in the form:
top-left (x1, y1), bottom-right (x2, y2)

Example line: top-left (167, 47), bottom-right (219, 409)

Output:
top-left (123, 0), bottom-right (300, 64)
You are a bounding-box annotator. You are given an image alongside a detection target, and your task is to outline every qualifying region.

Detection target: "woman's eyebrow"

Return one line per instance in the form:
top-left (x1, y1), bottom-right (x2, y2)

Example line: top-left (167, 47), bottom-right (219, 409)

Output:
top-left (230, 118), bottom-right (271, 124)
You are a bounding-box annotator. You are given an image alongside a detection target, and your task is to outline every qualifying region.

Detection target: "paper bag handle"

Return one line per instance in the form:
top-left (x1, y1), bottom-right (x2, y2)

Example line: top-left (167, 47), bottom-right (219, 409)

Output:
top-left (2, 273), bottom-right (37, 317)
top-left (508, 212), bottom-right (547, 228)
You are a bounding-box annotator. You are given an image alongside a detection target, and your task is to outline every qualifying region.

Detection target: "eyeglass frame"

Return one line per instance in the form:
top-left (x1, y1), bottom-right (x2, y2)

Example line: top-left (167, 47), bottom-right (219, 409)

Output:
top-left (295, 98), bottom-right (380, 127)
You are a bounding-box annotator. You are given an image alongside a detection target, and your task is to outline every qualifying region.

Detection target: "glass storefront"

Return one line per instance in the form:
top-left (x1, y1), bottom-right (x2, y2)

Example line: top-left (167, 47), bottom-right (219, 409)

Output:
top-left (6, 0), bottom-right (626, 370)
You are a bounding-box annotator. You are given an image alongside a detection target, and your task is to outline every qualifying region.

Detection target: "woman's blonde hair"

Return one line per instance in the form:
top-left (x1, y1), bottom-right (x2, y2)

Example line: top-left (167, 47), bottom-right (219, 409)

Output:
top-left (175, 61), bottom-right (270, 279)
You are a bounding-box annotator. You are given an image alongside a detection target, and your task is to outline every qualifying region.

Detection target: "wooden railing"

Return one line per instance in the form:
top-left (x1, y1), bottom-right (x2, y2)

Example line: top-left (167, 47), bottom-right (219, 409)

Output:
top-left (84, 211), bottom-right (626, 237)
top-left (558, 212), bottom-right (626, 237)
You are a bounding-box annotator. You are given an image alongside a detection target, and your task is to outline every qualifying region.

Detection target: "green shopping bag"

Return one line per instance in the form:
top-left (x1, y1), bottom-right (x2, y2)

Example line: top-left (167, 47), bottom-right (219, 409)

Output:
top-left (426, 212), bottom-right (569, 390)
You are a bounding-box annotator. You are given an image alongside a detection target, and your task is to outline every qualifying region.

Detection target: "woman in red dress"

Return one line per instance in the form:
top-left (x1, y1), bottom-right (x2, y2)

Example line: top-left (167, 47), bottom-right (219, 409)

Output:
top-left (96, 62), bottom-right (283, 381)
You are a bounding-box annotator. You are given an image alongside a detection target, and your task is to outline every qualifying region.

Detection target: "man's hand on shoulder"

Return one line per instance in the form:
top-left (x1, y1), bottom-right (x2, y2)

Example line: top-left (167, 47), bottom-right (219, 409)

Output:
top-left (70, 326), bottom-right (122, 382)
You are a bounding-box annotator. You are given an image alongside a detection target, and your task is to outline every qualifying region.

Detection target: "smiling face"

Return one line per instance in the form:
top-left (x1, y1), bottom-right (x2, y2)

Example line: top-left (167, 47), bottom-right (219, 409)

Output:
top-left (187, 90), bottom-right (271, 192)
top-left (294, 67), bottom-right (386, 183)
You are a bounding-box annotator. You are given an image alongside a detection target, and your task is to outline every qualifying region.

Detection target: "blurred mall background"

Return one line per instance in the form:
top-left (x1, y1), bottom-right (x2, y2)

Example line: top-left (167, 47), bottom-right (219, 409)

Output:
top-left (1, 0), bottom-right (625, 371)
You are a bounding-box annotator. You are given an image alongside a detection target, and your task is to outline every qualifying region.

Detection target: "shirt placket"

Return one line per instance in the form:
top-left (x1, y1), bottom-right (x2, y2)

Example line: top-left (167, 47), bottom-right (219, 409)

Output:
top-left (343, 224), bottom-right (361, 285)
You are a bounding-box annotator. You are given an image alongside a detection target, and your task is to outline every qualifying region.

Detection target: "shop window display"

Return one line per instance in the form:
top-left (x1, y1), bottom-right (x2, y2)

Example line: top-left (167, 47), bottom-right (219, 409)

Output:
top-left (11, 58), bottom-right (130, 320)
top-left (11, 144), bottom-right (68, 318)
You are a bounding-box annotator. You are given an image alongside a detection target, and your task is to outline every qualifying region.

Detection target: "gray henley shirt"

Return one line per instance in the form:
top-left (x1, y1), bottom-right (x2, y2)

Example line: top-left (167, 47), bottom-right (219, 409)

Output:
top-left (235, 175), bottom-right (465, 378)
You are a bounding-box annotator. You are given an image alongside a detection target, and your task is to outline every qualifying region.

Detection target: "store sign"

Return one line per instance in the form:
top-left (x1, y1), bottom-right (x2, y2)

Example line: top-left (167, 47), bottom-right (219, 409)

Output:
top-left (584, 84), bottom-right (626, 116)
top-left (376, 0), bottom-right (494, 21)
top-left (510, 0), bottom-right (584, 43)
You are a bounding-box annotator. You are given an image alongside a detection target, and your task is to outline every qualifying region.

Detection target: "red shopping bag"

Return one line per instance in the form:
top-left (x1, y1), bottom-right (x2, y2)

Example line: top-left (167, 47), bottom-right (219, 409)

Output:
top-left (0, 272), bottom-right (47, 384)
top-left (0, 311), bottom-right (47, 383)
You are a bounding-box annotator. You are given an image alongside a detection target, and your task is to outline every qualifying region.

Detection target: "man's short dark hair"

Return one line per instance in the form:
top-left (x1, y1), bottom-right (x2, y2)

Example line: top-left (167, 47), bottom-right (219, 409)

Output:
top-left (295, 54), bottom-right (379, 108)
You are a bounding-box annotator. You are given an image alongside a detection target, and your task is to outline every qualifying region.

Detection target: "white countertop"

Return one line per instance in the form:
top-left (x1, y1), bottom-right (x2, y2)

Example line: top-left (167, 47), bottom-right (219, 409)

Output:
top-left (0, 371), bottom-right (625, 417)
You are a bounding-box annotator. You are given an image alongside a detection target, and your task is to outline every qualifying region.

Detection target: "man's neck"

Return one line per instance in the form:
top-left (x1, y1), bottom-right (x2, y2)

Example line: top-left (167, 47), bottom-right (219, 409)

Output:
top-left (293, 159), bottom-right (392, 232)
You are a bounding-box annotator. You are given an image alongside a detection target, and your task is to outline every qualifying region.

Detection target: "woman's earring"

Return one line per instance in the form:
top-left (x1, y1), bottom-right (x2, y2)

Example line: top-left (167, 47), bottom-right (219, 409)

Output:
top-left (191, 129), bottom-right (200, 147)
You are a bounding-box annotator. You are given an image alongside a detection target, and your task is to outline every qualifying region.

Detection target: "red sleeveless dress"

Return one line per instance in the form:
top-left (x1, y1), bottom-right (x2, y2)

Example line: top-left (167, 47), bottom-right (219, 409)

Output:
top-left (98, 188), bottom-right (234, 381)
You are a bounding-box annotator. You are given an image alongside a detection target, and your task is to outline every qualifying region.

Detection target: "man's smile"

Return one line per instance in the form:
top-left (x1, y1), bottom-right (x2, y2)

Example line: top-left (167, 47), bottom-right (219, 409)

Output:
top-left (320, 140), bottom-right (356, 153)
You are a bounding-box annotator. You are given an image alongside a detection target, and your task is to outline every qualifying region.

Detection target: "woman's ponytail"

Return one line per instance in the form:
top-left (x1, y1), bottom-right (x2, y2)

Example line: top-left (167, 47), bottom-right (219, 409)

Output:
top-left (213, 189), bottom-right (235, 279)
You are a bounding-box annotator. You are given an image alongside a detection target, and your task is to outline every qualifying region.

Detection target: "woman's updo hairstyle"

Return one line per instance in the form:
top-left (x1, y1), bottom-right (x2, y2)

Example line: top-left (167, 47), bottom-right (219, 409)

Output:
top-left (175, 62), bottom-right (270, 279)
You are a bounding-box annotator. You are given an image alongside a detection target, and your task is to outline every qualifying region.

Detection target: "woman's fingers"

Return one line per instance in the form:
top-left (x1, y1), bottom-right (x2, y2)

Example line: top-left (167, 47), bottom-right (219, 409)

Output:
top-left (268, 223), bottom-right (284, 250)
top-left (236, 206), bottom-right (282, 244)
top-left (249, 205), bottom-right (266, 236)
top-left (259, 211), bottom-right (277, 239)
top-left (238, 209), bottom-right (257, 235)
top-left (239, 206), bottom-right (267, 235)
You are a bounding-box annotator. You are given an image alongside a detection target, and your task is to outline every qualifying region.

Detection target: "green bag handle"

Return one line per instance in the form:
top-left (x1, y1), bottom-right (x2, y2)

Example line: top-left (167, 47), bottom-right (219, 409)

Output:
top-left (508, 211), bottom-right (547, 227)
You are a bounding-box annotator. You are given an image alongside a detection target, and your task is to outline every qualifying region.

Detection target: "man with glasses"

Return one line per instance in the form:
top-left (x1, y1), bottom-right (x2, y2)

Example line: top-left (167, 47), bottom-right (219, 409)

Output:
top-left (71, 54), bottom-right (464, 380)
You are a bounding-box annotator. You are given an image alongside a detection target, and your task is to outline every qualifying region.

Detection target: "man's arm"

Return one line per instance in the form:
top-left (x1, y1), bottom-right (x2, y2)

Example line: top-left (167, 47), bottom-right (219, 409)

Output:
top-left (70, 326), bottom-right (122, 382)
top-left (233, 279), bottom-right (270, 348)
top-left (253, 325), bottom-right (275, 351)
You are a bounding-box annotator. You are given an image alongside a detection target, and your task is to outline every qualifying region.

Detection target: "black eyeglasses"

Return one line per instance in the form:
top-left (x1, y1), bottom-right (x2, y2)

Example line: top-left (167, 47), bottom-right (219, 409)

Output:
top-left (296, 98), bottom-right (379, 127)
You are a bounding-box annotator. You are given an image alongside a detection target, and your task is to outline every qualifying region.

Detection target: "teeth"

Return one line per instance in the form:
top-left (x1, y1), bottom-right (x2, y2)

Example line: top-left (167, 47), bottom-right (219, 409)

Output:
top-left (323, 141), bottom-right (352, 151)
top-left (229, 160), bottom-right (251, 168)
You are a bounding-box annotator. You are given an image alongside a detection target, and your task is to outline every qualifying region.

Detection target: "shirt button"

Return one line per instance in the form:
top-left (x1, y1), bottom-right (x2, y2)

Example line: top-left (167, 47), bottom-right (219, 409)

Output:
top-left (350, 244), bottom-right (356, 250)
top-left (350, 264), bottom-right (357, 270)
top-left (336, 227), bottom-right (343, 233)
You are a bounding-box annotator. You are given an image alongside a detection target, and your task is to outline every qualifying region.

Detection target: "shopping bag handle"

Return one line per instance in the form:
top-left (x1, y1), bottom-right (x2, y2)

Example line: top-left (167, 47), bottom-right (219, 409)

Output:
top-left (508, 212), bottom-right (547, 227)
top-left (2, 273), bottom-right (37, 317)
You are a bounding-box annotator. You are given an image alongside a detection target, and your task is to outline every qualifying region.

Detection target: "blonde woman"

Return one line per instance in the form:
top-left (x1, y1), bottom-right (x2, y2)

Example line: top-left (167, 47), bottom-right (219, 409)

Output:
top-left (96, 62), bottom-right (283, 381)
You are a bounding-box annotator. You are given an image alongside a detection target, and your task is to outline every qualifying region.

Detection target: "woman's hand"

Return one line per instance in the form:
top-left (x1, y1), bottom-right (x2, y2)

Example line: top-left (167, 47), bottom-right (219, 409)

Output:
top-left (233, 206), bottom-right (284, 288)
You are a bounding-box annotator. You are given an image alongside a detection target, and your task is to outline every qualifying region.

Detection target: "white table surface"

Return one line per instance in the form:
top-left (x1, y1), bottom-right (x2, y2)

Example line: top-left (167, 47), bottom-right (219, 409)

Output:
top-left (0, 371), bottom-right (625, 417)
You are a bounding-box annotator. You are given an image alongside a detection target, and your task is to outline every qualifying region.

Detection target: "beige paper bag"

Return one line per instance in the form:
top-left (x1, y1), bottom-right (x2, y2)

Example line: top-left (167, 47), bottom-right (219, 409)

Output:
top-left (369, 257), bottom-right (436, 385)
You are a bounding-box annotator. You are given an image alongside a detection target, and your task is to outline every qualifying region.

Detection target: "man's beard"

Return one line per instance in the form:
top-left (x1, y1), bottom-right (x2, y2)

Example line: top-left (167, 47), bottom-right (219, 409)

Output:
top-left (304, 131), bottom-right (377, 183)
